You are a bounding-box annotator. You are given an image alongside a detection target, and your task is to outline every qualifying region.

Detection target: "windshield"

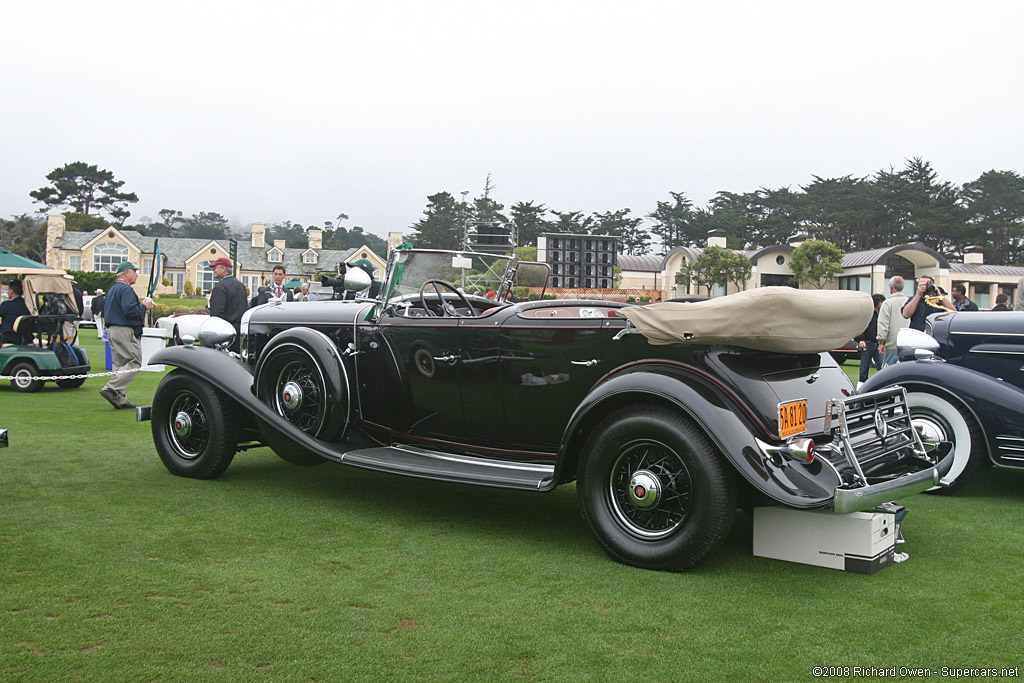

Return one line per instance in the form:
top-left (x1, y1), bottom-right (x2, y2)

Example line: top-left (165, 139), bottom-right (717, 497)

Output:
top-left (385, 251), bottom-right (511, 301)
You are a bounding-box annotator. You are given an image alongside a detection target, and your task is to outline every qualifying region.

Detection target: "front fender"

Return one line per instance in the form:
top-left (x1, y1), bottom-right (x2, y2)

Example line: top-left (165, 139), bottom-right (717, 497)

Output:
top-left (149, 345), bottom-right (354, 464)
top-left (559, 366), bottom-right (840, 508)
top-left (150, 345), bottom-right (256, 402)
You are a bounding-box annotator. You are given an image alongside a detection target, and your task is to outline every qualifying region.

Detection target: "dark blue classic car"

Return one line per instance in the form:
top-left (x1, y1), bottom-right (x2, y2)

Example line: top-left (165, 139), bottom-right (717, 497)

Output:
top-left (861, 311), bottom-right (1024, 494)
top-left (143, 249), bottom-right (951, 571)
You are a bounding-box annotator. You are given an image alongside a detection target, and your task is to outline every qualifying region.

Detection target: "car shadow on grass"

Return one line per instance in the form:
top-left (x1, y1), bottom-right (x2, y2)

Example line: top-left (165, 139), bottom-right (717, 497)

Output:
top-left (214, 448), bottom-right (754, 571)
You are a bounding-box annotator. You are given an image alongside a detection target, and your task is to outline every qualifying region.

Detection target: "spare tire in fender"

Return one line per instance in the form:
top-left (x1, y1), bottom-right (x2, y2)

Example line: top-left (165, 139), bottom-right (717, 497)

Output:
top-left (253, 328), bottom-right (350, 465)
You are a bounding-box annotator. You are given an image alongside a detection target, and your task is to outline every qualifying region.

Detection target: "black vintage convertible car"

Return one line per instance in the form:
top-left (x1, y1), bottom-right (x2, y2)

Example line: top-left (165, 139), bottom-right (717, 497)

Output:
top-left (860, 311), bottom-right (1024, 494)
top-left (143, 249), bottom-right (952, 571)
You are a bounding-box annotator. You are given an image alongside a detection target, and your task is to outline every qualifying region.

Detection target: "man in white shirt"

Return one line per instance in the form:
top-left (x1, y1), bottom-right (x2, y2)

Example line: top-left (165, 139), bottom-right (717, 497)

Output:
top-left (876, 276), bottom-right (910, 367)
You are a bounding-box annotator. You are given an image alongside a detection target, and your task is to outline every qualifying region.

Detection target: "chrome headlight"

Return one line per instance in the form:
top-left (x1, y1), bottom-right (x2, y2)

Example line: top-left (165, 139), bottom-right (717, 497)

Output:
top-left (896, 327), bottom-right (939, 362)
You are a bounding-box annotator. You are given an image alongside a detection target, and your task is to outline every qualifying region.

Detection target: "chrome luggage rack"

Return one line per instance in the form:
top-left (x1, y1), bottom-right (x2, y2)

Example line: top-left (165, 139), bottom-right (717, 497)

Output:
top-left (823, 385), bottom-right (934, 488)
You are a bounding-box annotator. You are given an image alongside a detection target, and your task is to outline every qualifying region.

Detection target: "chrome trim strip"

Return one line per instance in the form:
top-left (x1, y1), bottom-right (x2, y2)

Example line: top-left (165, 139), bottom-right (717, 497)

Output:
top-left (382, 444), bottom-right (556, 473)
top-left (969, 349), bottom-right (1024, 355)
top-left (951, 330), bottom-right (1024, 337)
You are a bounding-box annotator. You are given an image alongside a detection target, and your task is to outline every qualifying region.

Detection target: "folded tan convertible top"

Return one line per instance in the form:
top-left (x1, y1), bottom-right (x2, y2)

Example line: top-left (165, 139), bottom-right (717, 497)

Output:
top-left (619, 287), bottom-right (873, 354)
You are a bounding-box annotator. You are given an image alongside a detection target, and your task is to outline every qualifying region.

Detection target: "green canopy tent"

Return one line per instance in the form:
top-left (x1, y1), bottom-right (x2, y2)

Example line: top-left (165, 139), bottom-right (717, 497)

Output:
top-left (0, 247), bottom-right (50, 270)
top-left (282, 278), bottom-right (303, 289)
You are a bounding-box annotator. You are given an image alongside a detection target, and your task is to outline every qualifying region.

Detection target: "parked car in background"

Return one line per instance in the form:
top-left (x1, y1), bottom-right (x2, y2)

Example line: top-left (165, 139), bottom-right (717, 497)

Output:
top-left (860, 311), bottom-right (1024, 493)
top-left (155, 312), bottom-right (210, 345)
top-left (141, 251), bottom-right (951, 571)
top-left (830, 338), bottom-right (859, 365)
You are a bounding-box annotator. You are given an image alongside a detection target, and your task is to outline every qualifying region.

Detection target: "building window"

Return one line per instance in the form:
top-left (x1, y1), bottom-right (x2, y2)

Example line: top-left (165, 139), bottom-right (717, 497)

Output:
top-left (839, 275), bottom-right (871, 293)
top-left (268, 249), bottom-right (283, 263)
top-left (170, 272), bottom-right (184, 294)
top-left (197, 260), bottom-right (217, 294)
top-left (143, 258), bottom-right (153, 275)
top-left (776, 255), bottom-right (785, 265)
top-left (69, 254), bottom-right (82, 271)
top-left (93, 242), bottom-right (128, 272)
top-left (304, 251), bottom-right (317, 264)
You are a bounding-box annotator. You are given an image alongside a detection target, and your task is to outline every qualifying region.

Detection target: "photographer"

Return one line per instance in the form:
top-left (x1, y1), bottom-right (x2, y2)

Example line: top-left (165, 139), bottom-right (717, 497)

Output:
top-left (901, 275), bottom-right (952, 331)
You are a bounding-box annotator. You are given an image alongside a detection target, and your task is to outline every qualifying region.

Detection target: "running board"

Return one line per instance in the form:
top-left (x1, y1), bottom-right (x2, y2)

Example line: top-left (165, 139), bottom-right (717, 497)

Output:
top-left (340, 444), bottom-right (555, 491)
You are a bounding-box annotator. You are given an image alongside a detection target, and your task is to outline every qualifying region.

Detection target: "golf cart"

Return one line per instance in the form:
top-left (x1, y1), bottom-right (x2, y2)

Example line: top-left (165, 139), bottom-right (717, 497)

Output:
top-left (0, 267), bottom-right (91, 392)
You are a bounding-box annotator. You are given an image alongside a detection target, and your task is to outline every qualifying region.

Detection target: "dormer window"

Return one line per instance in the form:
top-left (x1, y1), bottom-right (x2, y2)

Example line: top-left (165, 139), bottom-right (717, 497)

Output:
top-left (268, 248), bottom-right (283, 263)
top-left (303, 250), bottom-right (317, 264)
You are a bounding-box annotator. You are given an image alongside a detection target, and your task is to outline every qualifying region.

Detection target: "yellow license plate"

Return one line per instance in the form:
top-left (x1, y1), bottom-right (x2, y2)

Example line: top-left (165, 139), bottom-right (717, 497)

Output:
top-left (778, 399), bottom-right (807, 439)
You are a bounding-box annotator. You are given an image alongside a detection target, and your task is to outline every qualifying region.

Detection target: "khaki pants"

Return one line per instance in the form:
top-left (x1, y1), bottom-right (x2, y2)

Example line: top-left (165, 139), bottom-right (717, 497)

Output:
top-left (103, 326), bottom-right (141, 403)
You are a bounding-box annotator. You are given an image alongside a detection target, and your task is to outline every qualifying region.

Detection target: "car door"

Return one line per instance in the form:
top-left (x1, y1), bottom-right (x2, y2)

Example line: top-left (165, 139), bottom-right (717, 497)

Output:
top-left (357, 309), bottom-right (467, 444)
top-left (499, 305), bottom-right (607, 455)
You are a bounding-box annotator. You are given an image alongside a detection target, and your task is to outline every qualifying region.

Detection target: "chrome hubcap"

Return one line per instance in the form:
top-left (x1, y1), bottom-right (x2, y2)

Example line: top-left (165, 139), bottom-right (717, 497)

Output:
top-left (912, 415), bottom-right (947, 446)
top-left (173, 411), bottom-right (192, 438)
top-left (628, 470), bottom-right (662, 509)
top-left (281, 381), bottom-right (303, 411)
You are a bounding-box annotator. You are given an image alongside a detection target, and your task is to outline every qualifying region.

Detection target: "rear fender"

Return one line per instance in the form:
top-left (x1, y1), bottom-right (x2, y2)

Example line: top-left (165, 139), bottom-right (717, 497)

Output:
top-left (558, 366), bottom-right (839, 508)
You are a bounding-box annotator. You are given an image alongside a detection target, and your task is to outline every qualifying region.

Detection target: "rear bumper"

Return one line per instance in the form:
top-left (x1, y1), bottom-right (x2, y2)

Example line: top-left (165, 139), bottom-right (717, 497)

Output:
top-left (833, 449), bottom-right (954, 514)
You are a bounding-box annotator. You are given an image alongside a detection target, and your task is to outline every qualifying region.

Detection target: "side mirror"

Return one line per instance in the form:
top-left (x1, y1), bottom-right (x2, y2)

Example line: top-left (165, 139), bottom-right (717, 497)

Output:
top-left (197, 317), bottom-right (236, 349)
top-left (896, 327), bottom-right (939, 362)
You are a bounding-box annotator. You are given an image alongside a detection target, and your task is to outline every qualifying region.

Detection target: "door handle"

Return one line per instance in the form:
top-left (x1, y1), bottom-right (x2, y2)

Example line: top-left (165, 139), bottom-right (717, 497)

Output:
top-left (571, 359), bottom-right (600, 367)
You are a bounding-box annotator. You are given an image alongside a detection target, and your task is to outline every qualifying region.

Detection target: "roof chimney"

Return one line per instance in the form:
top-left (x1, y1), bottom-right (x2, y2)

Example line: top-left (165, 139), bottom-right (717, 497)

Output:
top-left (274, 240), bottom-right (286, 250)
top-left (964, 245), bottom-right (984, 265)
top-left (706, 229), bottom-right (727, 248)
top-left (308, 229), bottom-right (323, 250)
top-left (788, 232), bottom-right (808, 248)
top-left (251, 223), bottom-right (266, 249)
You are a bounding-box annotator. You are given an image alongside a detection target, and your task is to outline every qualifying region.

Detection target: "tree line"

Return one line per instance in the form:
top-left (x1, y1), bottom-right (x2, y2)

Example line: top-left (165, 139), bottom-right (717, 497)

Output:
top-left (6, 158), bottom-right (1024, 267)
top-left (410, 159), bottom-right (1024, 265)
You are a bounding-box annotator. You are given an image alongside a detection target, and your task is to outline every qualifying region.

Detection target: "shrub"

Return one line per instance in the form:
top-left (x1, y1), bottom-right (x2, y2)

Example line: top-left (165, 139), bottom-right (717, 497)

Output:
top-left (66, 270), bottom-right (117, 293)
top-left (183, 280), bottom-right (194, 296)
top-left (161, 277), bottom-right (171, 287)
top-left (627, 296), bottom-right (637, 303)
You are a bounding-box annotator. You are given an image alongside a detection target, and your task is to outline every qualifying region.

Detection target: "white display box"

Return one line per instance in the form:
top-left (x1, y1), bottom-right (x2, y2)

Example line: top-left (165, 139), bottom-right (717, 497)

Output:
top-left (140, 327), bottom-right (170, 372)
top-left (753, 507), bottom-right (897, 574)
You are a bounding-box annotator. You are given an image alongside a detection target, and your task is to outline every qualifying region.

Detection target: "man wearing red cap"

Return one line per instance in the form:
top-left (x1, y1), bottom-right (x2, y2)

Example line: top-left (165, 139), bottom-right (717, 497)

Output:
top-left (208, 256), bottom-right (247, 352)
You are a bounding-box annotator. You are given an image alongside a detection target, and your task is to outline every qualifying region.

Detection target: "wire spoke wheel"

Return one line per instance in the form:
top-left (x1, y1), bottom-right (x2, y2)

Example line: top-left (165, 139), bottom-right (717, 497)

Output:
top-left (264, 350), bottom-right (334, 437)
top-left (167, 391), bottom-right (210, 459)
top-left (578, 405), bottom-right (735, 571)
top-left (608, 440), bottom-right (693, 539)
top-left (152, 370), bottom-right (238, 479)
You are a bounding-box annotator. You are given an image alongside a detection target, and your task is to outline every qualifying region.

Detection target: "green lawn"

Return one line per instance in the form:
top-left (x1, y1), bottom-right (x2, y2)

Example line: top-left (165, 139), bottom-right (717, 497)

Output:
top-left (2, 336), bottom-right (1022, 680)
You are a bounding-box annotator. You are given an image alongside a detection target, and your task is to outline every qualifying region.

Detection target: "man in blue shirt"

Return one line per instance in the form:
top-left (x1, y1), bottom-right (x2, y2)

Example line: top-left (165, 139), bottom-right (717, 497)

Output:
top-left (100, 262), bottom-right (153, 409)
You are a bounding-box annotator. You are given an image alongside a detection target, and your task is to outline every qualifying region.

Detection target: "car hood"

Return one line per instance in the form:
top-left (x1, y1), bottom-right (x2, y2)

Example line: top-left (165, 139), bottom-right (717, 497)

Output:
top-left (246, 300), bottom-right (372, 327)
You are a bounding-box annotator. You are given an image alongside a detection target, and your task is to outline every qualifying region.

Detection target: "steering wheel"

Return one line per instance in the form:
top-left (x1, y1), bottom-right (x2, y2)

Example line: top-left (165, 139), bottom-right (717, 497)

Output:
top-left (418, 280), bottom-right (478, 317)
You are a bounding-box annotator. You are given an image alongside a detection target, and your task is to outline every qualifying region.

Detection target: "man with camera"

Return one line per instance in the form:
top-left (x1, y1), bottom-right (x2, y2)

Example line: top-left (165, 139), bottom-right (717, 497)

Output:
top-left (901, 275), bottom-right (952, 331)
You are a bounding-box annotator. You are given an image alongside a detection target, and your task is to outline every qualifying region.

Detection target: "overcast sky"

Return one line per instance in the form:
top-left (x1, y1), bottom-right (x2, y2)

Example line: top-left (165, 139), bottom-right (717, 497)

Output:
top-left (2, 1), bottom-right (1021, 241)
